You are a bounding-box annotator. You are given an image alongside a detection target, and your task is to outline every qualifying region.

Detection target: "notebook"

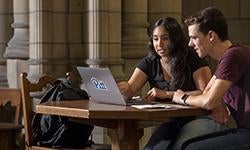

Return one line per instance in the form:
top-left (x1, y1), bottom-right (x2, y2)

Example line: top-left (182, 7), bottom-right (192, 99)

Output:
top-left (74, 66), bottom-right (159, 106)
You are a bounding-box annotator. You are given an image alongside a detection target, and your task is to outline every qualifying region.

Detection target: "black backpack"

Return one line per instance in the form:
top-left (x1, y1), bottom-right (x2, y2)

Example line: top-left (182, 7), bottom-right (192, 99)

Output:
top-left (32, 78), bottom-right (94, 148)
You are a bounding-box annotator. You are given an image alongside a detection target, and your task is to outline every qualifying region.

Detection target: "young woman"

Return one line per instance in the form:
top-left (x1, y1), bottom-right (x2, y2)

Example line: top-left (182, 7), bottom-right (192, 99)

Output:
top-left (118, 17), bottom-right (210, 101)
top-left (118, 17), bottom-right (223, 150)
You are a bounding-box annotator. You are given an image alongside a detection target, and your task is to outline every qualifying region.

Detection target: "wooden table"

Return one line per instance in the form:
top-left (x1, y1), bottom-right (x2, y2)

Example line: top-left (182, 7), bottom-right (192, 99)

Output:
top-left (36, 100), bottom-right (208, 150)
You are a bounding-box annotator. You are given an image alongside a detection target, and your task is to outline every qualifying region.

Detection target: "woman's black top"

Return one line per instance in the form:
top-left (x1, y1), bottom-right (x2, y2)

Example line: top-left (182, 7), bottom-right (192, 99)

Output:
top-left (136, 49), bottom-right (208, 91)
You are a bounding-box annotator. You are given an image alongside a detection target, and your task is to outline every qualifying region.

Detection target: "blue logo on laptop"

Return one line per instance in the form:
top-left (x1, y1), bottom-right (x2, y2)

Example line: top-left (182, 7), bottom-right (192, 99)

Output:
top-left (91, 77), bottom-right (108, 90)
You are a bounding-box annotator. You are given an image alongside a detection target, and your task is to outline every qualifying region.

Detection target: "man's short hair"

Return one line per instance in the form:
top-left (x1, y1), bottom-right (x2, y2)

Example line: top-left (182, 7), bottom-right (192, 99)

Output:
top-left (184, 7), bottom-right (229, 41)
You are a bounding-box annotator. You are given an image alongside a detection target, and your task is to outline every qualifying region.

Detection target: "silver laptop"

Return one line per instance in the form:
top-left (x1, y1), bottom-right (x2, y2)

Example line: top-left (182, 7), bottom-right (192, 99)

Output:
top-left (75, 66), bottom-right (157, 106)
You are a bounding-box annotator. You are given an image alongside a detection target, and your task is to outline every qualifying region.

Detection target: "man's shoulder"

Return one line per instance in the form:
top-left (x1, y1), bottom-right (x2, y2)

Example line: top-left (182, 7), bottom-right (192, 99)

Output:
top-left (229, 44), bottom-right (250, 51)
top-left (226, 44), bottom-right (250, 59)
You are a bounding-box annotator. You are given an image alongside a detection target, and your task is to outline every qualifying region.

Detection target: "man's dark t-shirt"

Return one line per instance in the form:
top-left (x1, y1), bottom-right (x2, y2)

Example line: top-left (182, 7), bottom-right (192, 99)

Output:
top-left (215, 44), bottom-right (250, 129)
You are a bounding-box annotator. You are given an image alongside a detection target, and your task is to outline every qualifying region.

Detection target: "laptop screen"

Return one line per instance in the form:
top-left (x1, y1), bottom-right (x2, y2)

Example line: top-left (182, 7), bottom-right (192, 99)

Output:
top-left (75, 67), bottom-right (127, 105)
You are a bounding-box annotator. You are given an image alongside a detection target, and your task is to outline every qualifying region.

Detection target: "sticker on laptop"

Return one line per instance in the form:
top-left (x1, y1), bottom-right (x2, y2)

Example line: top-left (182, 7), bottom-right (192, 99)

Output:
top-left (91, 77), bottom-right (108, 90)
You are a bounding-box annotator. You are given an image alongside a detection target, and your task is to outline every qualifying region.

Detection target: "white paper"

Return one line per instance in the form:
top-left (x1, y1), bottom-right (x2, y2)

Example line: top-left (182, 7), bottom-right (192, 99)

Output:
top-left (131, 104), bottom-right (173, 109)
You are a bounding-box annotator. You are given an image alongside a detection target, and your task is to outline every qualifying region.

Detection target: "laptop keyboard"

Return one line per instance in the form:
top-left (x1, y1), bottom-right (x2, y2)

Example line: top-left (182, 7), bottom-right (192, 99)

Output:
top-left (126, 99), bottom-right (158, 106)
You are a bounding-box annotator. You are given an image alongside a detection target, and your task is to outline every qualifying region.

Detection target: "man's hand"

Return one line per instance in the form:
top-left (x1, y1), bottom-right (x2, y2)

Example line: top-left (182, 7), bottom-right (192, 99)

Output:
top-left (211, 103), bottom-right (230, 125)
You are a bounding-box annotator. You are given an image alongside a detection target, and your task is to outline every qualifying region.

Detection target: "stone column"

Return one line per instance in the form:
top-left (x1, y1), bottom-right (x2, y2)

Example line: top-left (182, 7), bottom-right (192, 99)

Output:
top-left (86, 0), bottom-right (124, 81)
top-left (4, 0), bottom-right (29, 59)
top-left (0, 0), bottom-right (13, 87)
top-left (4, 0), bottom-right (29, 88)
top-left (67, 0), bottom-right (88, 67)
top-left (29, 0), bottom-right (68, 78)
top-left (122, 0), bottom-right (149, 78)
top-left (84, 0), bottom-right (123, 145)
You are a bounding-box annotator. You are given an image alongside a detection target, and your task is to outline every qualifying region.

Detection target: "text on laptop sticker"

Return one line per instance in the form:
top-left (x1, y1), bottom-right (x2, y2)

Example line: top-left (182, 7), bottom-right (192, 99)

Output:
top-left (91, 77), bottom-right (108, 90)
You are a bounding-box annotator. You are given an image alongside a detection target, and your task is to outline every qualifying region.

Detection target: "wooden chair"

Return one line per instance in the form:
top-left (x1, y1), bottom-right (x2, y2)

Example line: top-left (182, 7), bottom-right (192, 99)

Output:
top-left (20, 72), bottom-right (110, 150)
top-left (0, 88), bottom-right (23, 150)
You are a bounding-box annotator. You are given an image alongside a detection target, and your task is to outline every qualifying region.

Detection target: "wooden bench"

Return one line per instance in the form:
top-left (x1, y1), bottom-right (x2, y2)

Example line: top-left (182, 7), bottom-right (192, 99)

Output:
top-left (0, 122), bottom-right (23, 150)
top-left (0, 88), bottom-right (23, 150)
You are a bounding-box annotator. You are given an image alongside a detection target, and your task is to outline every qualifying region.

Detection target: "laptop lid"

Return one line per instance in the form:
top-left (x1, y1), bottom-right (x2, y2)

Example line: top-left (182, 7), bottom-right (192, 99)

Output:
top-left (75, 66), bottom-right (127, 106)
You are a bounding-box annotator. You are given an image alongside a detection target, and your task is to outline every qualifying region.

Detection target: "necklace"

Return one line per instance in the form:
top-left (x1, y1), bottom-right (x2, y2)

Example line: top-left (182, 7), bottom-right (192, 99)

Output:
top-left (160, 58), bottom-right (171, 81)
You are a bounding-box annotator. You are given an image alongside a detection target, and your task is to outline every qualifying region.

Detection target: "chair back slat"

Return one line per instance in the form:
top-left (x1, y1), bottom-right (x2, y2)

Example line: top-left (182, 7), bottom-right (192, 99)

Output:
top-left (20, 72), bottom-right (54, 147)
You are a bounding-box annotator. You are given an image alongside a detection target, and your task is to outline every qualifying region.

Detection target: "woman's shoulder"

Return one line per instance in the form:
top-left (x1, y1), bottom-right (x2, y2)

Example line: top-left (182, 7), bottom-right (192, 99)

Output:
top-left (140, 52), bottom-right (159, 63)
top-left (137, 53), bottom-right (159, 71)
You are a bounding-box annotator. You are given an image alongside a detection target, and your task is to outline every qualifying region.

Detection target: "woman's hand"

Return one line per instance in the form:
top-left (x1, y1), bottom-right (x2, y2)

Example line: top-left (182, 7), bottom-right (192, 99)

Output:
top-left (172, 89), bottom-right (185, 104)
top-left (117, 81), bottom-right (132, 99)
top-left (117, 81), bottom-right (128, 93)
top-left (144, 87), bottom-right (172, 101)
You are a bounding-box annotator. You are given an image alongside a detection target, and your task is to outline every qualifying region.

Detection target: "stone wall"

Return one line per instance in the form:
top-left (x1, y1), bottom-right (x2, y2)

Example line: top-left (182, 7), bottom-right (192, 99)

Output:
top-left (0, 0), bottom-right (13, 87)
top-left (1, 0), bottom-right (250, 149)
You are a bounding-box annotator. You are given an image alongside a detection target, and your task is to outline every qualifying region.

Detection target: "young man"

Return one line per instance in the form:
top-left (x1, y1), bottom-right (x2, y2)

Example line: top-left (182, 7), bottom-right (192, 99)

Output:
top-left (173, 7), bottom-right (250, 149)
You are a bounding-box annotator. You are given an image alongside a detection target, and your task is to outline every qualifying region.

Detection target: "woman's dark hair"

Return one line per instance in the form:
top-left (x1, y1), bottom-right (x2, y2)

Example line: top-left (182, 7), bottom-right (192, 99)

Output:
top-left (148, 17), bottom-right (191, 90)
top-left (184, 7), bottom-right (229, 41)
